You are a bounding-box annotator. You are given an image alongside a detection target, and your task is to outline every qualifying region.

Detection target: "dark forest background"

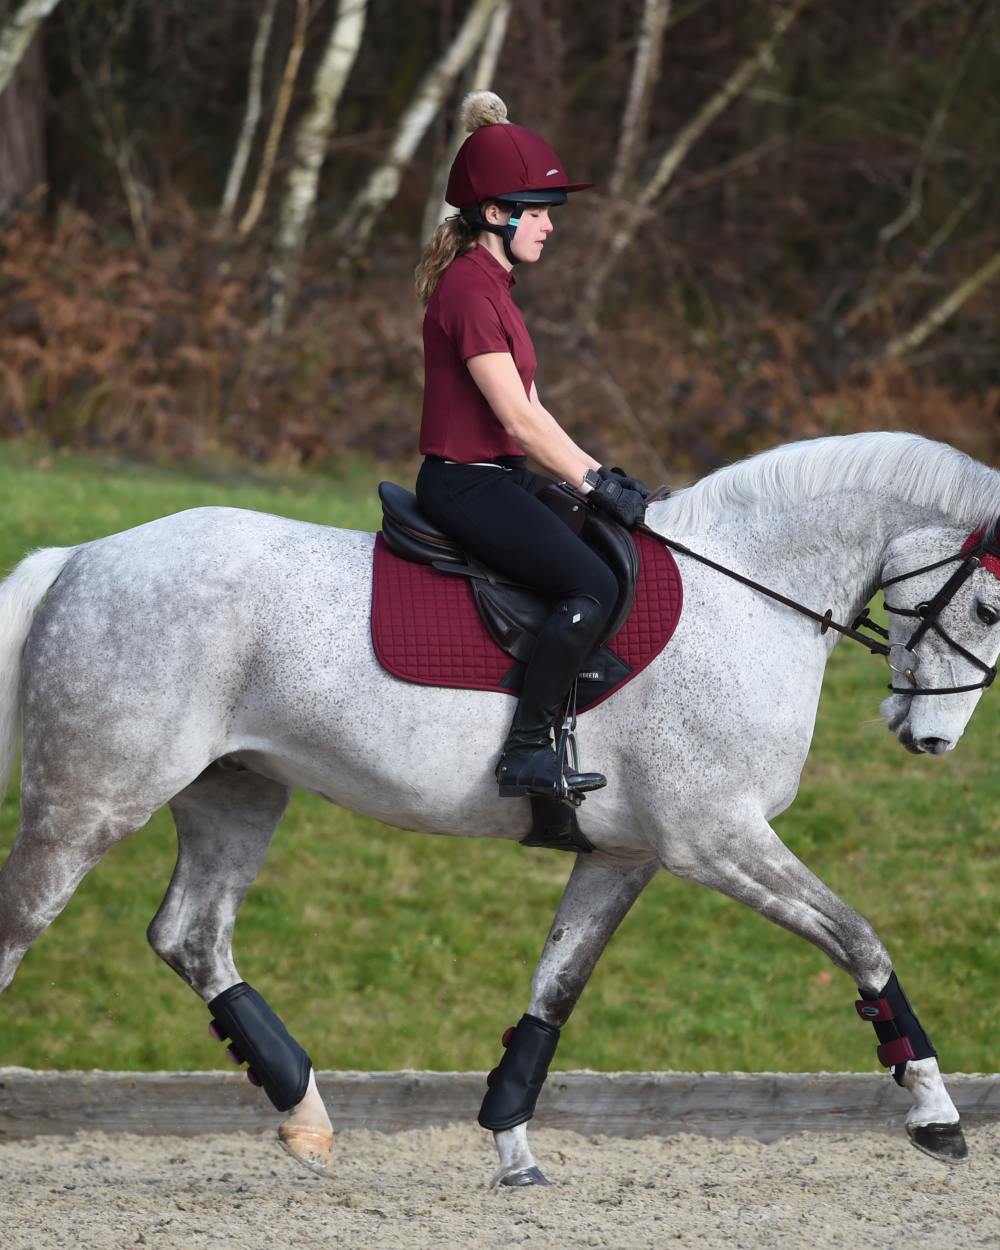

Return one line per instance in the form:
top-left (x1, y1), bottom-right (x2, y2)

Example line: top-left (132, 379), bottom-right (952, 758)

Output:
top-left (1, 0), bottom-right (998, 482)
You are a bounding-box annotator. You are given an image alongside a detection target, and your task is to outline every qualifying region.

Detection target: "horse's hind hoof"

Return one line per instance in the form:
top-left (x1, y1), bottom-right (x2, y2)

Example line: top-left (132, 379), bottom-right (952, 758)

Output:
top-left (906, 1121), bottom-right (968, 1164)
top-left (277, 1125), bottom-right (333, 1177)
top-left (493, 1165), bottom-right (550, 1188)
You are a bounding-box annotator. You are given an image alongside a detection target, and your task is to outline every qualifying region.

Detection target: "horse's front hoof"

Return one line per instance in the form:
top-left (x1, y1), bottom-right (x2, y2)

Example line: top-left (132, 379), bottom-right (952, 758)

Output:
top-left (277, 1124), bottom-right (333, 1176)
top-left (906, 1120), bottom-right (968, 1164)
top-left (492, 1165), bottom-right (551, 1188)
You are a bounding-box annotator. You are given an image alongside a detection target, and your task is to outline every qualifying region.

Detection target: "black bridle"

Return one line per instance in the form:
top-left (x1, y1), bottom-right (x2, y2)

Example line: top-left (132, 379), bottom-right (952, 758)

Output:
top-left (639, 523), bottom-right (1000, 699)
top-left (880, 537), bottom-right (1000, 696)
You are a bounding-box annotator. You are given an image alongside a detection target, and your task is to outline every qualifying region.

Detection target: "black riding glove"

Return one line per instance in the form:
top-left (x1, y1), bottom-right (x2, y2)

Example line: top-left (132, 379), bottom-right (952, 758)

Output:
top-left (588, 473), bottom-right (647, 529)
top-left (599, 465), bottom-right (650, 499)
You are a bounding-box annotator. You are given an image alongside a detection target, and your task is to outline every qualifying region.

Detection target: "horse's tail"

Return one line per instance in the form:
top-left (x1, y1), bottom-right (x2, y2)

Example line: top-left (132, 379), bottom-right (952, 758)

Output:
top-left (0, 546), bottom-right (78, 805)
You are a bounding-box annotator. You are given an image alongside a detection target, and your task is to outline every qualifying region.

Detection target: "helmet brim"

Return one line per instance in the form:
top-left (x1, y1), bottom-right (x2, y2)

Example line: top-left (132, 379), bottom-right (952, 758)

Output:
top-left (491, 183), bottom-right (592, 205)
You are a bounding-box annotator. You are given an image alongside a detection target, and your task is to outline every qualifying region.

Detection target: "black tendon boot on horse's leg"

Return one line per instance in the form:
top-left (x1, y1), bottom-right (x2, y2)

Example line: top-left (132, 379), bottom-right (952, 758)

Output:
top-left (856, 972), bottom-right (968, 1162)
top-left (496, 593), bottom-right (608, 800)
top-left (481, 854), bottom-right (661, 1186)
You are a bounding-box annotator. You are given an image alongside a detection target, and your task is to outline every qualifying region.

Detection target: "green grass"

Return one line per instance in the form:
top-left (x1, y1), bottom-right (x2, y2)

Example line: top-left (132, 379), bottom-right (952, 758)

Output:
top-left (0, 445), bottom-right (998, 1073)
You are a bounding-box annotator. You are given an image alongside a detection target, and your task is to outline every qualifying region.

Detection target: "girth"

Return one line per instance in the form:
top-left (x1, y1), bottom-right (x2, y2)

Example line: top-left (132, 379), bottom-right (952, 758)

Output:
top-left (378, 481), bottom-right (639, 704)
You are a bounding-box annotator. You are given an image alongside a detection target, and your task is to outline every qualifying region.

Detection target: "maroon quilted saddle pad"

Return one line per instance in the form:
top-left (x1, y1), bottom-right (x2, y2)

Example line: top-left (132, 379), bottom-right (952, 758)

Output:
top-left (370, 530), bottom-right (683, 714)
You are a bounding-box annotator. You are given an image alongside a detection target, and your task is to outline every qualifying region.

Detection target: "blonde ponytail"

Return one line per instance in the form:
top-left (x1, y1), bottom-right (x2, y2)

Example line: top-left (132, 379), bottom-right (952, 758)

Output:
top-left (415, 216), bottom-right (477, 306)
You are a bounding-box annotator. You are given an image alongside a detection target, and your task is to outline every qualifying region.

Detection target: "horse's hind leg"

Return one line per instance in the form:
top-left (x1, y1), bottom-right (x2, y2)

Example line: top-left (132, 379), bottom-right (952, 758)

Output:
top-left (0, 802), bottom-right (142, 993)
top-left (147, 763), bottom-right (333, 1176)
top-left (483, 851), bottom-right (659, 1187)
top-left (667, 812), bottom-right (965, 1163)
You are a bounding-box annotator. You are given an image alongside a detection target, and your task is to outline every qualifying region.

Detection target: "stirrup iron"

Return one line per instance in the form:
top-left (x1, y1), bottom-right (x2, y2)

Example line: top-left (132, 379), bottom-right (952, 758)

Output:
top-left (555, 680), bottom-right (605, 806)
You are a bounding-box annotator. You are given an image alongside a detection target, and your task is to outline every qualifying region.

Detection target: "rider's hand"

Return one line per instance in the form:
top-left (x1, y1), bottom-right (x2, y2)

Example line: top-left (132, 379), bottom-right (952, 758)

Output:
top-left (599, 465), bottom-right (649, 499)
top-left (589, 473), bottom-right (647, 529)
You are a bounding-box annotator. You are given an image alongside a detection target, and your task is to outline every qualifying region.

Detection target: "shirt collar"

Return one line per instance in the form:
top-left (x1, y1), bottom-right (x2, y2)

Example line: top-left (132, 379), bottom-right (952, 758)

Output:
top-left (467, 243), bottom-right (516, 289)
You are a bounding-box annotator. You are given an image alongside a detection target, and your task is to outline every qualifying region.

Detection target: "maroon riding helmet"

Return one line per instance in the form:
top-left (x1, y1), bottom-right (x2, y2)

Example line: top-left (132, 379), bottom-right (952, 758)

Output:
top-left (446, 120), bottom-right (592, 264)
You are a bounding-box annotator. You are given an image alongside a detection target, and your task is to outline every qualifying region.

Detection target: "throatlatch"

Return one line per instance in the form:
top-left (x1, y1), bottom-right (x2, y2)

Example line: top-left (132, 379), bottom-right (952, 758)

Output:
top-left (856, 971), bottom-right (936, 1087)
top-left (208, 982), bottom-right (312, 1112)
top-left (478, 1014), bottom-right (560, 1131)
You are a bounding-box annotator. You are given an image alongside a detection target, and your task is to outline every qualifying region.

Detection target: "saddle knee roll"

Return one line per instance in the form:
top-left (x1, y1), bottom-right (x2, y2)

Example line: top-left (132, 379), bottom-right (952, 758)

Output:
top-left (209, 981), bottom-right (312, 1112)
top-left (478, 1014), bottom-right (560, 1132)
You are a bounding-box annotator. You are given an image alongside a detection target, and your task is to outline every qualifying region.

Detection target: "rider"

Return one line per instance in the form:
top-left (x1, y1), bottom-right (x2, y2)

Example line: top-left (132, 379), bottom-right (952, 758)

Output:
top-left (414, 91), bottom-right (648, 802)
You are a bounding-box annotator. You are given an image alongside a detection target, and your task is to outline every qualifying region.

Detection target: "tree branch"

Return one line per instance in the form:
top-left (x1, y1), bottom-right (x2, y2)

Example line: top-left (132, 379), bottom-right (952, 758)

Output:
top-left (0, 0), bottom-right (62, 98)
top-left (420, 0), bottom-right (511, 243)
top-left (878, 3), bottom-right (982, 248)
top-left (334, 0), bottom-right (504, 254)
top-left (883, 248), bottom-right (1000, 361)
top-left (237, 0), bottom-right (310, 242)
top-left (840, 177), bottom-right (985, 333)
top-left (576, 0), bottom-right (813, 334)
top-left (608, 0), bottom-right (671, 199)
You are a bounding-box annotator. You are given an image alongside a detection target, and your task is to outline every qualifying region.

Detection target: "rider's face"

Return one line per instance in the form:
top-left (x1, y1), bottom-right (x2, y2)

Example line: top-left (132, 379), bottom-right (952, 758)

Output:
top-left (510, 206), bottom-right (555, 263)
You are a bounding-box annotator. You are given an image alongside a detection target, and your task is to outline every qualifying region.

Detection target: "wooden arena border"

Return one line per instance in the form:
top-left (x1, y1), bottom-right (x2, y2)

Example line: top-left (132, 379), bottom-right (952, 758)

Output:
top-left (2, 1069), bottom-right (1000, 1141)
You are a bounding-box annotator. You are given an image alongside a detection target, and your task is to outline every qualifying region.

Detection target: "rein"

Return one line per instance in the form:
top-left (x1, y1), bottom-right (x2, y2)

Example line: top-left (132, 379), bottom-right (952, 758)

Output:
top-left (636, 521), bottom-right (1000, 697)
top-left (636, 523), bottom-right (892, 657)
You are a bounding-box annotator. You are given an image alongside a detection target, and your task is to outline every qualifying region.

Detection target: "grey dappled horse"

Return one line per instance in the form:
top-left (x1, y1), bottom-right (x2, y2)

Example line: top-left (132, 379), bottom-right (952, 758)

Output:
top-left (1, 431), bottom-right (998, 1185)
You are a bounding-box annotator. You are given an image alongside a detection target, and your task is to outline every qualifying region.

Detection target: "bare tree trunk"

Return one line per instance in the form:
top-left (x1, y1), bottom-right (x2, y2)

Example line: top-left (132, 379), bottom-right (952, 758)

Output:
top-left (420, 0), bottom-right (510, 243)
top-left (236, 0), bottom-right (310, 242)
top-left (883, 250), bottom-right (1000, 362)
top-left (266, 0), bottom-right (368, 334)
top-left (576, 0), bottom-right (812, 334)
top-left (0, 0), bottom-right (60, 97)
top-left (217, 0), bottom-right (279, 236)
top-left (0, 1), bottom-right (46, 215)
top-left (607, 0), bottom-right (671, 199)
top-left (335, 0), bottom-right (503, 254)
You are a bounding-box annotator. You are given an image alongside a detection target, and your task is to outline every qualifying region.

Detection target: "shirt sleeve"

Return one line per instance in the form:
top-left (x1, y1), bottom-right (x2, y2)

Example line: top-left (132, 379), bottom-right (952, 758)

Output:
top-left (435, 289), bottom-right (510, 361)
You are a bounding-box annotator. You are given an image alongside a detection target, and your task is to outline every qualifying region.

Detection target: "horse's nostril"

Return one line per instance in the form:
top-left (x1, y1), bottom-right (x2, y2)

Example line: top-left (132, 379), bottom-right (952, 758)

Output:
top-left (916, 736), bottom-right (950, 755)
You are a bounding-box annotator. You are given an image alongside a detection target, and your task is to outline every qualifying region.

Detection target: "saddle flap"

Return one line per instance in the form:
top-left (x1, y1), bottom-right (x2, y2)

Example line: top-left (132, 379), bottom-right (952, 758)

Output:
top-left (472, 581), bottom-right (549, 664)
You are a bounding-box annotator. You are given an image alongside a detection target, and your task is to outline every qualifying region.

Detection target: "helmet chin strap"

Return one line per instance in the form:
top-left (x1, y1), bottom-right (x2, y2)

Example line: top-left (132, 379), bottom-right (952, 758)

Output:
top-left (460, 204), bottom-right (524, 266)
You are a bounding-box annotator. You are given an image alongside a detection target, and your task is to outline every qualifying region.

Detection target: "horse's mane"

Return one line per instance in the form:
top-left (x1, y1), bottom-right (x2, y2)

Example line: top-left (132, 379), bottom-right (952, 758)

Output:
top-left (656, 432), bottom-right (1000, 537)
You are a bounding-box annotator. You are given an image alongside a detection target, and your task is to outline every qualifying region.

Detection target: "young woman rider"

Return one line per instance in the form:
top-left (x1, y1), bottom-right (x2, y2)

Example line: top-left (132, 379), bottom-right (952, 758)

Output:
top-left (414, 92), bottom-right (648, 802)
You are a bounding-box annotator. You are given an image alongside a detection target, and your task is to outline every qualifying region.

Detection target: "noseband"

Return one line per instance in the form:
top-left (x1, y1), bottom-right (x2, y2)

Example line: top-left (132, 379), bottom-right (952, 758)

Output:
top-left (642, 523), bottom-right (1000, 700)
top-left (878, 531), bottom-right (1000, 697)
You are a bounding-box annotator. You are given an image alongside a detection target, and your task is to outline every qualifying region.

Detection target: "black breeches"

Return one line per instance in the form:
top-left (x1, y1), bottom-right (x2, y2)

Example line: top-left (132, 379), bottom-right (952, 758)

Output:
top-left (415, 457), bottom-right (618, 613)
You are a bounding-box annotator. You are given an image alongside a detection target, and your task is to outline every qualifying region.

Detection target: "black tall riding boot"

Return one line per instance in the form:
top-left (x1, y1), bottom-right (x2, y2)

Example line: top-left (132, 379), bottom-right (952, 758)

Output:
top-left (496, 593), bottom-right (609, 800)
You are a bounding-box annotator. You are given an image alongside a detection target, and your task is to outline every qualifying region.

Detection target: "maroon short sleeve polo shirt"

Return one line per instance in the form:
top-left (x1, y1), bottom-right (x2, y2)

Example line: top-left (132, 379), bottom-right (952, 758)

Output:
top-left (419, 245), bottom-right (536, 461)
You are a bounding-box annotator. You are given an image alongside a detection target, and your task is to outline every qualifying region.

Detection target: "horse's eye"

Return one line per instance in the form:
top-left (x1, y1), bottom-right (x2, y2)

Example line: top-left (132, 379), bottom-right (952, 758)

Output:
top-left (976, 601), bottom-right (999, 626)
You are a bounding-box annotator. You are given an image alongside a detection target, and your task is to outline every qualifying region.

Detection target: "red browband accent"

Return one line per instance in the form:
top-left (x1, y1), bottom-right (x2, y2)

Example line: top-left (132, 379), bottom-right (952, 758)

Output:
top-left (962, 527), bottom-right (1000, 580)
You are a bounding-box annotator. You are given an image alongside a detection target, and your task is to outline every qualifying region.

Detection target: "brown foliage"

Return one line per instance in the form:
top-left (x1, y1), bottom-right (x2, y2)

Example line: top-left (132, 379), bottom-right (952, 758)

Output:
top-left (0, 205), bottom-right (996, 481)
top-left (583, 309), bottom-right (999, 480)
top-left (0, 205), bottom-right (424, 465)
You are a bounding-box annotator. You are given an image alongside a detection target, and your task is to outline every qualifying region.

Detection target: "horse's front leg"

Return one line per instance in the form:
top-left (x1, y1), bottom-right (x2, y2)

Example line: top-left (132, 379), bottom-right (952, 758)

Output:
top-left (667, 811), bottom-right (965, 1163)
top-left (483, 850), bottom-right (659, 1188)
